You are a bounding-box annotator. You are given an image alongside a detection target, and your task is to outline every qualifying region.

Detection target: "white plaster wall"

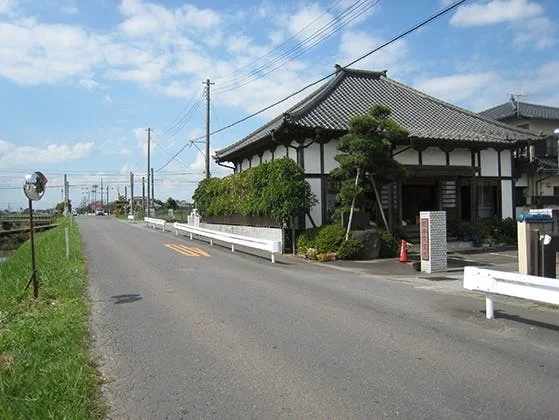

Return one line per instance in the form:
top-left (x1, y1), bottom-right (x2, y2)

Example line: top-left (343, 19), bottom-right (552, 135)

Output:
top-left (261, 150), bottom-right (273, 163)
top-left (306, 177), bottom-right (323, 226)
top-left (304, 142), bottom-right (322, 173)
top-left (422, 147), bottom-right (446, 165)
top-left (271, 146), bottom-right (287, 160)
top-left (480, 149), bottom-right (498, 176)
top-left (500, 149), bottom-right (512, 177)
top-left (241, 158), bottom-right (250, 172)
top-left (449, 148), bottom-right (471, 166)
top-left (501, 179), bottom-right (513, 218)
top-left (393, 147), bottom-right (418, 165)
top-left (323, 140), bottom-right (339, 173)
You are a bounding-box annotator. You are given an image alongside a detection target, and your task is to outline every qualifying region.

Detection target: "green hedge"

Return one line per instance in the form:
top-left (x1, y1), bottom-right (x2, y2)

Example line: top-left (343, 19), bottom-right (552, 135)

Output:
top-left (193, 157), bottom-right (317, 224)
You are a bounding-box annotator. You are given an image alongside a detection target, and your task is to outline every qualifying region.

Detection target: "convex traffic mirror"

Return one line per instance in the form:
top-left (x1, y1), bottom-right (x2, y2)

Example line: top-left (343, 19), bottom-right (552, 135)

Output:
top-left (23, 171), bottom-right (48, 201)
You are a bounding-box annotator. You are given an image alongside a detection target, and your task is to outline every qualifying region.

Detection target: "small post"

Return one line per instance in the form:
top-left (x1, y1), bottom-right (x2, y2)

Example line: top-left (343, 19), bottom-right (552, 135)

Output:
top-left (28, 198), bottom-right (38, 299)
top-left (65, 227), bottom-right (69, 259)
top-left (271, 253), bottom-right (276, 264)
top-left (485, 294), bottom-right (495, 319)
top-left (210, 238), bottom-right (213, 246)
top-left (231, 244), bottom-right (235, 252)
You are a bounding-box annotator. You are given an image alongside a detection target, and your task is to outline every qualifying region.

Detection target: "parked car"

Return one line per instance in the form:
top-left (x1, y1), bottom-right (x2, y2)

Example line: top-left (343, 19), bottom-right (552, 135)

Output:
top-left (95, 208), bottom-right (105, 216)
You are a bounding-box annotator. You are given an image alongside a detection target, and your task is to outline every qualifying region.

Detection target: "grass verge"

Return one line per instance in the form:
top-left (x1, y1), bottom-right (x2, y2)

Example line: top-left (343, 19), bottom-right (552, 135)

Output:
top-left (0, 217), bottom-right (104, 419)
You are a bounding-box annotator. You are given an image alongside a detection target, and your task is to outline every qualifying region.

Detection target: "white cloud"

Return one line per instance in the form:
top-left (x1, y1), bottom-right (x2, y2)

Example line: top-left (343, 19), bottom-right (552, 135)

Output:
top-left (288, 3), bottom-right (334, 46)
top-left (513, 16), bottom-right (557, 50)
top-left (118, 0), bottom-right (221, 38)
top-left (338, 31), bottom-right (408, 74)
top-left (104, 94), bottom-right (112, 103)
top-left (0, 140), bottom-right (94, 168)
top-left (414, 72), bottom-right (501, 105)
top-left (79, 78), bottom-right (99, 90)
top-left (450, 0), bottom-right (542, 27)
top-left (413, 60), bottom-right (559, 112)
top-left (0, 0), bottom-right (14, 14)
top-left (0, 19), bottom-right (102, 85)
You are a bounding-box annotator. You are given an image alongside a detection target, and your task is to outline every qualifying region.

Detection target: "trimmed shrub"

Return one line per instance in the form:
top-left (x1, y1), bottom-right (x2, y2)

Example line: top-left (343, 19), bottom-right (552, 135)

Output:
top-left (192, 157), bottom-right (317, 224)
top-left (337, 238), bottom-right (364, 260)
top-left (315, 224), bottom-right (346, 254)
top-left (378, 228), bottom-right (399, 257)
top-left (296, 227), bottom-right (321, 254)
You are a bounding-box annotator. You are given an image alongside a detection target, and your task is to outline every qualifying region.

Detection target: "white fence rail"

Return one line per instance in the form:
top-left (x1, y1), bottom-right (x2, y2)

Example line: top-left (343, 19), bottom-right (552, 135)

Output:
top-left (174, 222), bottom-right (281, 263)
top-left (463, 266), bottom-right (559, 319)
top-left (144, 217), bottom-right (166, 231)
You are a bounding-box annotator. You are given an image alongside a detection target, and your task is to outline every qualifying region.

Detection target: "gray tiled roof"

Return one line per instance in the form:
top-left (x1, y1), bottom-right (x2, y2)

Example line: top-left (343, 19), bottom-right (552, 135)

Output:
top-left (216, 67), bottom-right (541, 160)
top-left (480, 101), bottom-right (559, 121)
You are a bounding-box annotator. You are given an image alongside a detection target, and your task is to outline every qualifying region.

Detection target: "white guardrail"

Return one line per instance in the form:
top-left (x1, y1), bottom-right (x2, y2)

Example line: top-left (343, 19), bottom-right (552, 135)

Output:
top-left (463, 266), bottom-right (559, 319)
top-left (173, 222), bottom-right (281, 263)
top-left (144, 217), bottom-right (166, 231)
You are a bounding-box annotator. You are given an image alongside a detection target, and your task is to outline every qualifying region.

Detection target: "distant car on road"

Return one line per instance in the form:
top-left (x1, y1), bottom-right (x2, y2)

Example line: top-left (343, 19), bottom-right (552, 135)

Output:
top-left (95, 208), bottom-right (105, 216)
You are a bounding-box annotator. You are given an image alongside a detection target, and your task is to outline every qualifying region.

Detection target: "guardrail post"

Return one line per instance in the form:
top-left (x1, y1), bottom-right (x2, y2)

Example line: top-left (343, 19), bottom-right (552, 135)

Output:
top-left (485, 294), bottom-right (495, 319)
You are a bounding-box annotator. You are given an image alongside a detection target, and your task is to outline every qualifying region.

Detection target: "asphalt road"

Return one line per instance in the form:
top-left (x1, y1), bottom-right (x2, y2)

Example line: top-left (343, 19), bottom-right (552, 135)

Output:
top-left (80, 216), bottom-right (559, 419)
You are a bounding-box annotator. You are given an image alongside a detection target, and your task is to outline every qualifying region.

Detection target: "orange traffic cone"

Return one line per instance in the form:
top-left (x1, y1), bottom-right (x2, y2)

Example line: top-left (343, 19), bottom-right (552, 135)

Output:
top-left (399, 239), bottom-right (408, 263)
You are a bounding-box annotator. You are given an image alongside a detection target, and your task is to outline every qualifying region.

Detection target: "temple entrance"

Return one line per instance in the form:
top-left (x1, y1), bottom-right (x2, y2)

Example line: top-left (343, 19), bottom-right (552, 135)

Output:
top-left (402, 184), bottom-right (437, 225)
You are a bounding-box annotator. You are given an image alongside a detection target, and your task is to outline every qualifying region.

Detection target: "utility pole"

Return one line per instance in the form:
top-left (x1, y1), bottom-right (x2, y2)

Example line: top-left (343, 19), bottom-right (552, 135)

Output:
top-left (151, 167), bottom-right (154, 212)
top-left (92, 184), bottom-right (98, 207)
top-left (203, 79), bottom-right (214, 179)
top-left (100, 177), bottom-right (104, 207)
top-left (106, 185), bottom-right (109, 208)
top-left (63, 174), bottom-right (68, 216)
top-left (146, 127), bottom-right (151, 216)
top-left (130, 172), bottom-right (134, 216)
top-left (142, 176), bottom-right (145, 213)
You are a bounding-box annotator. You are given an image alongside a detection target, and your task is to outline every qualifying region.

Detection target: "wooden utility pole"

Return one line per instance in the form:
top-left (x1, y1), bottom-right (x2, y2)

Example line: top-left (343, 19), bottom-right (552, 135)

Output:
top-left (142, 176), bottom-right (145, 212)
top-left (130, 172), bottom-right (134, 216)
top-left (203, 79), bottom-right (214, 179)
top-left (146, 128), bottom-right (151, 216)
top-left (151, 167), bottom-right (154, 211)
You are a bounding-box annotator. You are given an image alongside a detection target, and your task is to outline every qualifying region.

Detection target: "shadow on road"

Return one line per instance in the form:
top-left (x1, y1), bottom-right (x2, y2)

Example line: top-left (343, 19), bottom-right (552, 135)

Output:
top-left (111, 293), bottom-right (142, 304)
top-left (489, 309), bottom-right (559, 331)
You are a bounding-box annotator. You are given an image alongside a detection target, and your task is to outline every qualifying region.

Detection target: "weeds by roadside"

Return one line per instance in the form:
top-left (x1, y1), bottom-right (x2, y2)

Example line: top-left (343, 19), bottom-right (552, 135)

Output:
top-left (0, 218), bottom-right (105, 419)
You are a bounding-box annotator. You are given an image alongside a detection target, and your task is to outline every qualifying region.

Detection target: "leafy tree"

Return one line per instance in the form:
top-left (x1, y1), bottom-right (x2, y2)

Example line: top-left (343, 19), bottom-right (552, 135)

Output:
top-left (331, 104), bottom-right (408, 231)
top-left (164, 197), bottom-right (178, 210)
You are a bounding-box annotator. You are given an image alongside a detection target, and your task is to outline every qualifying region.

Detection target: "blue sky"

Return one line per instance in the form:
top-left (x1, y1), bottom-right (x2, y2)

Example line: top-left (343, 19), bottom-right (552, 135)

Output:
top-left (1, 0), bottom-right (558, 210)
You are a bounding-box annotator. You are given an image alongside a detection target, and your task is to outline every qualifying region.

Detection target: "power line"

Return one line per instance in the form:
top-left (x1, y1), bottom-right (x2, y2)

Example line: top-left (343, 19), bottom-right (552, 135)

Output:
top-left (215, 0), bottom-right (379, 93)
top-left (144, 0), bottom-right (470, 171)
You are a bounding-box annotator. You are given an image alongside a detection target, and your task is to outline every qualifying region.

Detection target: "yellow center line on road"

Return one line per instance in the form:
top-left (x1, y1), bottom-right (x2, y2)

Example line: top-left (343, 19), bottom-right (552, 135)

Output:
top-left (164, 244), bottom-right (211, 257)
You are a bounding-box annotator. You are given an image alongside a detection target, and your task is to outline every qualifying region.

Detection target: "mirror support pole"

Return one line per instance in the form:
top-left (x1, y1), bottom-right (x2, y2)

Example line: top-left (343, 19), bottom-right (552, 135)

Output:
top-left (28, 198), bottom-right (38, 299)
